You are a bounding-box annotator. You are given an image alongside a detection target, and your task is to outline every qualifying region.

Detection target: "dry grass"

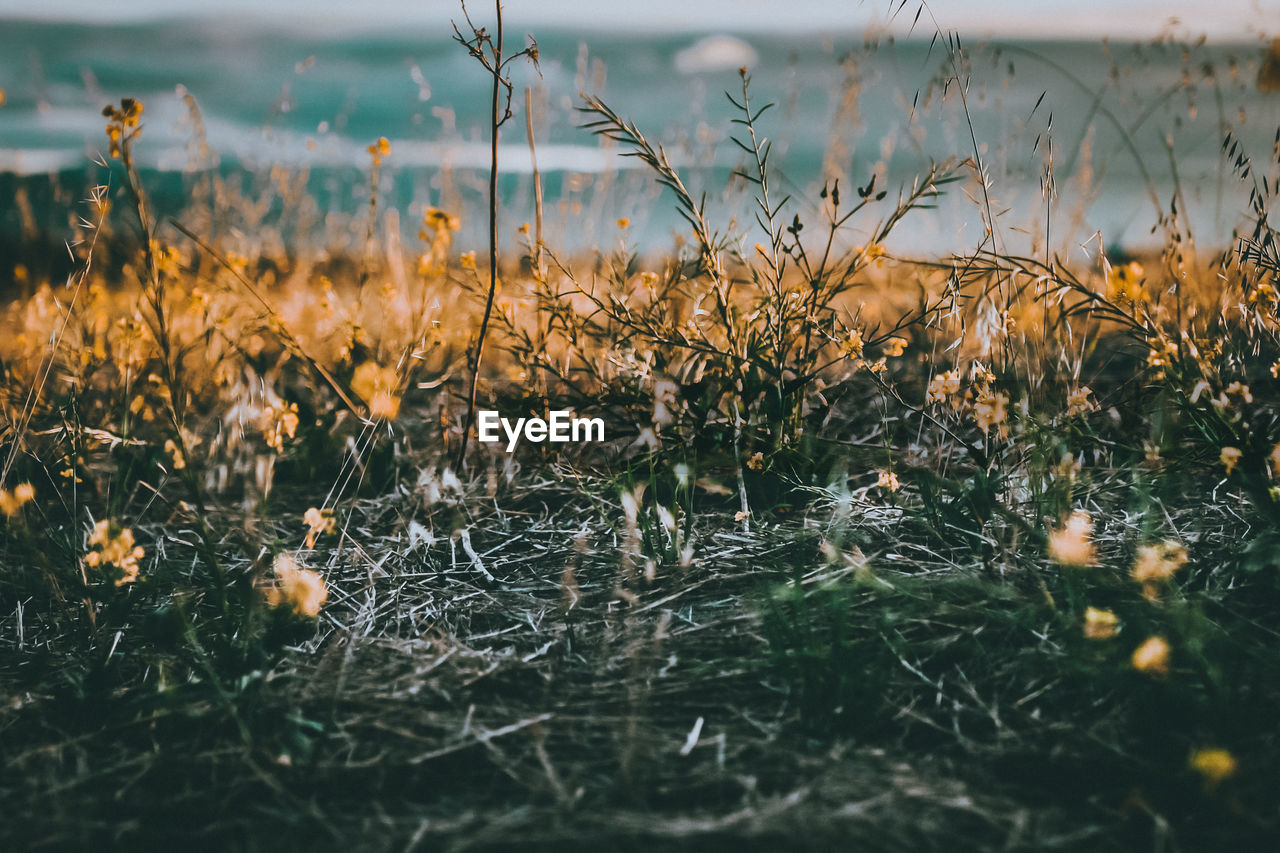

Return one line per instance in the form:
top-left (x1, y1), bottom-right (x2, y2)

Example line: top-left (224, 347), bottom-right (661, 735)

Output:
top-left (4, 9), bottom-right (1280, 851)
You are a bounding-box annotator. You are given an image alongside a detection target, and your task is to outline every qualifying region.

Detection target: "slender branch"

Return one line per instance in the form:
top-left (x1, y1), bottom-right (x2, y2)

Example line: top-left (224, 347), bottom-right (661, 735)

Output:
top-left (458, 1), bottom-right (503, 472)
top-left (455, 1), bottom-right (538, 471)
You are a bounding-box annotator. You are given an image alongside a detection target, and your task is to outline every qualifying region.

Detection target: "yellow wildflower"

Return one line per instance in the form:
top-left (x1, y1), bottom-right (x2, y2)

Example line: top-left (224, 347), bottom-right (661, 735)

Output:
top-left (1130, 540), bottom-right (1189, 600)
top-left (1083, 606), bottom-right (1119, 640)
top-left (883, 337), bottom-right (908, 357)
top-left (926, 369), bottom-right (962, 405)
top-left (85, 519), bottom-right (144, 586)
top-left (263, 552), bottom-right (328, 618)
top-left (1106, 260), bottom-right (1147, 305)
top-left (1188, 748), bottom-right (1238, 790)
top-left (460, 251), bottom-right (477, 270)
top-left (746, 451), bottom-right (765, 472)
top-left (876, 470), bottom-right (901, 492)
top-left (163, 438), bottom-right (186, 471)
top-left (1066, 386), bottom-right (1097, 417)
top-left (1224, 381), bottom-right (1253, 404)
top-left (1250, 282), bottom-right (1277, 307)
top-left (121, 97), bottom-right (143, 126)
top-left (1131, 635), bottom-right (1171, 676)
top-left (838, 329), bottom-right (865, 360)
top-left (102, 98), bottom-right (144, 158)
top-left (1146, 336), bottom-right (1178, 374)
top-left (973, 388), bottom-right (1009, 435)
top-left (616, 217), bottom-right (630, 229)
top-left (424, 207), bottom-right (460, 232)
top-left (1048, 510), bottom-right (1097, 567)
top-left (0, 483), bottom-right (35, 517)
top-left (351, 361), bottom-right (402, 419)
top-left (263, 402), bottom-right (301, 452)
top-left (1220, 446), bottom-right (1242, 475)
top-left (367, 136), bottom-right (391, 165)
top-left (303, 507), bottom-right (336, 548)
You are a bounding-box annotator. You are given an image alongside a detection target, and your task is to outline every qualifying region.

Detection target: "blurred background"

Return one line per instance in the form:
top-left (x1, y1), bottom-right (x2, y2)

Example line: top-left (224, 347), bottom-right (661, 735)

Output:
top-left (1, 0), bottom-right (1279, 273)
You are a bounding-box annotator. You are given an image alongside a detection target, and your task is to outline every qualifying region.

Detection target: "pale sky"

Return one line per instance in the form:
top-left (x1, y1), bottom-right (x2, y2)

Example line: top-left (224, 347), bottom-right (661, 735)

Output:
top-left (0, 0), bottom-right (1274, 41)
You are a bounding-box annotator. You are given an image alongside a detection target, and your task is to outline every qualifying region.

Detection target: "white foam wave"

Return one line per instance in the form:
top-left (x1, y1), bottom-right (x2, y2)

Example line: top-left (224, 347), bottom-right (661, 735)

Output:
top-left (674, 35), bottom-right (758, 74)
top-left (0, 148), bottom-right (88, 175)
top-left (2, 114), bottom-right (656, 176)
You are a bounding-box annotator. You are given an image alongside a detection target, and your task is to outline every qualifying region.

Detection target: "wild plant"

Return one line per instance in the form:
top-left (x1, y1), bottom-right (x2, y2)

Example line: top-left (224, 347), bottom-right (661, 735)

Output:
top-left (502, 71), bottom-right (963, 484)
top-left (451, 0), bottom-right (539, 471)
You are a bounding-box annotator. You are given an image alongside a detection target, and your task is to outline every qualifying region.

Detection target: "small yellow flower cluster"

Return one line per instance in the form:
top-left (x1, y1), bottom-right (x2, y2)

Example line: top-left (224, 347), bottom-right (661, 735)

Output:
top-left (1223, 381), bottom-right (1252, 405)
top-left (1192, 379), bottom-right (1253, 411)
top-left (262, 402), bottom-right (301, 452)
top-left (153, 243), bottom-right (185, 280)
top-left (1145, 335), bottom-right (1178, 376)
top-left (1130, 540), bottom-right (1188, 600)
top-left (1131, 634), bottom-right (1171, 676)
top-left (418, 208), bottom-right (461, 276)
top-left (337, 324), bottom-right (370, 364)
top-left (102, 98), bottom-right (144, 159)
top-left (876, 469), bottom-right (901, 492)
top-left (1220, 446), bottom-right (1242, 475)
top-left (1247, 281), bottom-right (1277, 320)
top-left (163, 438), bottom-right (186, 470)
top-left (854, 243), bottom-right (887, 265)
top-left (1106, 260), bottom-right (1147, 306)
top-left (459, 251), bottom-right (477, 270)
top-left (746, 451), bottom-right (765, 472)
top-left (351, 361), bottom-right (402, 419)
top-left (972, 386), bottom-right (1010, 437)
top-left (1065, 386), bottom-right (1097, 417)
top-left (1188, 748), bottom-right (1238, 790)
top-left (367, 136), bottom-right (391, 166)
top-left (883, 337), bottom-right (908, 357)
top-left (423, 207), bottom-right (460, 233)
top-left (85, 520), bottom-right (144, 586)
top-left (303, 507), bottom-right (336, 548)
top-left (924, 368), bottom-right (1010, 435)
top-left (0, 482), bottom-right (35, 517)
top-left (1048, 510), bottom-right (1097, 567)
top-left (837, 328), bottom-right (865, 360)
top-left (262, 552), bottom-right (328, 618)
top-left (926, 369), bottom-right (962, 406)
top-left (1083, 606), bottom-right (1119, 639)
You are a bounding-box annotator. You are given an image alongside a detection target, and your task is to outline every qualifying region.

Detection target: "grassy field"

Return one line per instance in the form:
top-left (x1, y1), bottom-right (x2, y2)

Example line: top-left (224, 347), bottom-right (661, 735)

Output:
top-left (4, 7), bottom-right (1280, 851)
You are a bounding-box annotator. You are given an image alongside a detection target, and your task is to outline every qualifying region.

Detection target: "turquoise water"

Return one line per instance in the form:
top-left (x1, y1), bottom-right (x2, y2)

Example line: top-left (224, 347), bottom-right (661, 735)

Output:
top-left (1, 17), bottom-right (1277, 257)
